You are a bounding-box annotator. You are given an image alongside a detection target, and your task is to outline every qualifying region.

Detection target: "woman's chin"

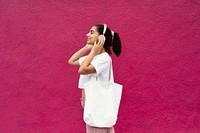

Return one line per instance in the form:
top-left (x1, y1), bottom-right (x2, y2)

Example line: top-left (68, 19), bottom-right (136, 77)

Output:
top-left (87, 41), bottom-right (93, 45)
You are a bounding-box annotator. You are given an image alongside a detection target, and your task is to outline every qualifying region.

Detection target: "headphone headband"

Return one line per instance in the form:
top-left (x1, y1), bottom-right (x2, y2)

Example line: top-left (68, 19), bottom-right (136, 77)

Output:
top-left (103, 24), bottom-right (107, 35)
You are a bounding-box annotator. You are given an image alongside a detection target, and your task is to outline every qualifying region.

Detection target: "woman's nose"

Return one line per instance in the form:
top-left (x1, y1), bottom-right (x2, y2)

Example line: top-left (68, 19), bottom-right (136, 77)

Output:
top-left (86, 33), bottom-right (89, 37)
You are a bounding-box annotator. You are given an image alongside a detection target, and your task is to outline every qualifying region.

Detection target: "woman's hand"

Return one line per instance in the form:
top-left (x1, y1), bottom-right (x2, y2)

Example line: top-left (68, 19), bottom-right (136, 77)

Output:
top-left (84, 44), bottom-right (93, 51)
top-left (90, 40), bottom-right (104, 55)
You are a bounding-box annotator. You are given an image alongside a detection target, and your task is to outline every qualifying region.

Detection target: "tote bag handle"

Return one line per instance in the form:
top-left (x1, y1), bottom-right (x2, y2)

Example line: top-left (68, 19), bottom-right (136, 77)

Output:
top-left (95, 60), bottom-right (114, 82)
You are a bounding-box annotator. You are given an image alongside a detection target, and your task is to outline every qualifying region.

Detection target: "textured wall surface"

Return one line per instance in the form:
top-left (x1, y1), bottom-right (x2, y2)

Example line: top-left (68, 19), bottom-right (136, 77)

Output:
top-left (0, 0), bottom-right (200, 133)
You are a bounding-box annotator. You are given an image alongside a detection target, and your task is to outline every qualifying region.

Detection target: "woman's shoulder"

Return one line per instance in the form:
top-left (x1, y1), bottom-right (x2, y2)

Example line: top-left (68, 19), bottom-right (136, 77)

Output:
top-left (94, 52), bottom-right (111, 62)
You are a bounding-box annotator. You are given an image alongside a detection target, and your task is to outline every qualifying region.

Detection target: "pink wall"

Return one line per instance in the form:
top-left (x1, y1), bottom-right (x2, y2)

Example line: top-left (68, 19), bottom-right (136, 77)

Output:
top-left (0, 0), bottom-right (200, 132)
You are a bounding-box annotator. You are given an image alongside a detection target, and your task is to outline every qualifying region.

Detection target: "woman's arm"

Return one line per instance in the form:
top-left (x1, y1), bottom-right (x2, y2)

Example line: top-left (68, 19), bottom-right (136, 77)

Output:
top-left (78, 52), bottom-right (96, 74)
top-left (78, 41), bottom-right (104, 74)
top-left (68, 45), bottom-right (93, 66)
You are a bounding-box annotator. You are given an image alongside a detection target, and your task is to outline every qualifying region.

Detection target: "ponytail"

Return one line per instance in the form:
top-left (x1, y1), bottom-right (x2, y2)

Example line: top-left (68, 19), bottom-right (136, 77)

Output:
top-left (95, 24), bottom-right (122, 56)
top-left (112, 32), bottom-right (122, 56)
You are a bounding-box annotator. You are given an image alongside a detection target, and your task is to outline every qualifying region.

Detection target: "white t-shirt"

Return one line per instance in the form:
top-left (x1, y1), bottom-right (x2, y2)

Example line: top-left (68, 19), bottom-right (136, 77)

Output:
top-left (78, 52), bottom-right (113, 89)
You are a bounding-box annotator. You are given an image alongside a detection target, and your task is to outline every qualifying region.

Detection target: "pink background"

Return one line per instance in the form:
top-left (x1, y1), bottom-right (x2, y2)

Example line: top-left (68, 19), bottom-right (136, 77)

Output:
top-left (0, 0), bottom-right (200, 133)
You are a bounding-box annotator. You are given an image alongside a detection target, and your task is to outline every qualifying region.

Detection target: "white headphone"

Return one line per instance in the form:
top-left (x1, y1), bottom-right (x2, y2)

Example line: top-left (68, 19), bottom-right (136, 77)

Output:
top-left (98, 24), bottom-right (107, 42)
top-left (102, 24), bottom-right (107, 35)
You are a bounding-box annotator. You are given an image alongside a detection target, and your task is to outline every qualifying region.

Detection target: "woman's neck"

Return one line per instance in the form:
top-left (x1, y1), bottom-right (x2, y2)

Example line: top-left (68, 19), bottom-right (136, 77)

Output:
top-left (101, 48), bottom-right (106, 53)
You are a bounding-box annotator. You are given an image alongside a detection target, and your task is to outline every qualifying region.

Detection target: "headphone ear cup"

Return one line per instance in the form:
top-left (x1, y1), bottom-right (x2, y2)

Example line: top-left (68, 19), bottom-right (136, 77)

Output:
top-left (98, 35), bottom-right (106, 42)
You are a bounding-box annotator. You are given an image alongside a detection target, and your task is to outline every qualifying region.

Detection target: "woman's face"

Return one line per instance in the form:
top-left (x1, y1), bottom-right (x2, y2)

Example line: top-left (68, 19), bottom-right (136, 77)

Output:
top-left (86, 26), bottom-right (99, 45)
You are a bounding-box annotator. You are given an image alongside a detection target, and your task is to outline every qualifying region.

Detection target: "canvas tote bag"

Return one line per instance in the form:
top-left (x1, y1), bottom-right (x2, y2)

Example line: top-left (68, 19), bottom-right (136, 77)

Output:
top-left (83, 62), bottom-right (123, 127)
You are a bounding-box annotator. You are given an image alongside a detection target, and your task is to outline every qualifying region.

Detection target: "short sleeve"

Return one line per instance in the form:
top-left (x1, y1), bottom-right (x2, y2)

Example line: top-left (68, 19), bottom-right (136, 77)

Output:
top-left (90, 55), bottom-right (110, 76)
top-left (78, 56), bottom-right (87, 65)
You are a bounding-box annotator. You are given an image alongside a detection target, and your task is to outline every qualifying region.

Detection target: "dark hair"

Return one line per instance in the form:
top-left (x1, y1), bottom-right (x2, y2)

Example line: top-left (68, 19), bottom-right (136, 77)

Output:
top-left (95, 24), bottom-right (122, 56)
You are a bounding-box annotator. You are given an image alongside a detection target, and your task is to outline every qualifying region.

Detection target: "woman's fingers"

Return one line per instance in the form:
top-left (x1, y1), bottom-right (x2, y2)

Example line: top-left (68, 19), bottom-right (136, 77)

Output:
top-left (99, 40), bottom-right (104, 48)
top-left (91, 40), bottom-right (104, 55)
top-left (96, 40), bottom-right (104, 47)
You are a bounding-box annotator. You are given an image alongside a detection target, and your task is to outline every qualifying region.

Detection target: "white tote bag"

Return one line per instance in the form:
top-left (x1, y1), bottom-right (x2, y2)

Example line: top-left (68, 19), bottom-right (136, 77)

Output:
top-left (83, 62), bottom-right (123, 127)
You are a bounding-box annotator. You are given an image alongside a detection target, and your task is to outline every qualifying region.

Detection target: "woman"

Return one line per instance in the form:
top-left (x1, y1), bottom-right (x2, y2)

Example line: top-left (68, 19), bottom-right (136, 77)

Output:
top-left (68, 24), bottom-right (122, 133)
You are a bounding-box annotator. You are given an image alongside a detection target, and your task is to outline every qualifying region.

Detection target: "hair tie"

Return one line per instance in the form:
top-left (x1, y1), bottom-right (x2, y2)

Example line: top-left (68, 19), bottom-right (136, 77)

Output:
top-left (111, 31), bottom-right (114, 36)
